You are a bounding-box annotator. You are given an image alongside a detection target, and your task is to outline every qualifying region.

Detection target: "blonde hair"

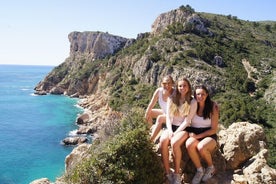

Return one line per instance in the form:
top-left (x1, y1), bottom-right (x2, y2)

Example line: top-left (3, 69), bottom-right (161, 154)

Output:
top-left (169, 77), bottom-right (192, 117)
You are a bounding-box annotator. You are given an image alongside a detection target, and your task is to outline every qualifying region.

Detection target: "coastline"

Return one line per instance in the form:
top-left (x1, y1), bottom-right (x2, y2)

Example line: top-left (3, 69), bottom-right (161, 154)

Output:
top-left (0, 65), bottom-right (82, 184)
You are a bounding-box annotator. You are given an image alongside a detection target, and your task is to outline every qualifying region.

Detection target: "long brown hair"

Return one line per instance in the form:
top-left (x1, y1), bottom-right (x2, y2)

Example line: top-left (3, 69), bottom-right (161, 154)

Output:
top-left (169, 77), bottom-right (192, 117)
top-left (194, 85), bottom-right (214, 119)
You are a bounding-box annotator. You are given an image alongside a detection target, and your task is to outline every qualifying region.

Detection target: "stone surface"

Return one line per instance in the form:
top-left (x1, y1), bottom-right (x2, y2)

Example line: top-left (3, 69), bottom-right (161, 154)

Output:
top-left (62, 137), bottom-right (88, 145)
top-left (30, 178), bottom-right (51, 184)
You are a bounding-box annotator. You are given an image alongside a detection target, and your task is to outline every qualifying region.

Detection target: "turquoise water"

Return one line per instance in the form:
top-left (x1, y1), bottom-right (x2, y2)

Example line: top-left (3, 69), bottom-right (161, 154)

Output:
top-left (0, 65), bottom-right (83, 184)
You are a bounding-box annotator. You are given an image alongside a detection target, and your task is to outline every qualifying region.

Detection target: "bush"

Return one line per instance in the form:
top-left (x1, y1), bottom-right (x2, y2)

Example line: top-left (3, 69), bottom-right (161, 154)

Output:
top-left (65, 108), bottom-right (164, 184)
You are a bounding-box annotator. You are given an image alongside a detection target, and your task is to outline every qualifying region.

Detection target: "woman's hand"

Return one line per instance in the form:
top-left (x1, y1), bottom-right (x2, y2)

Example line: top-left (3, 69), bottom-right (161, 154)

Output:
top-left (189, 132), bottom-right (198, 139)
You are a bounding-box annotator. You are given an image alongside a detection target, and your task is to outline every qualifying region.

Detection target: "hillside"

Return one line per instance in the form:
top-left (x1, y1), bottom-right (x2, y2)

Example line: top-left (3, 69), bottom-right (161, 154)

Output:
top-left (34, 5), bottom-right (276, 183)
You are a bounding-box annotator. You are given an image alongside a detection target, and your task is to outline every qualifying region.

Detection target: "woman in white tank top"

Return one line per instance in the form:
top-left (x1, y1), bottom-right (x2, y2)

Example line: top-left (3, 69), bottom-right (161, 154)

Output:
top-left (185, 85), bottom-right (219, 184)
top-left (144, 75), bottom-right (175, 142)
top-left (159, 77), bottom-right (197, 184)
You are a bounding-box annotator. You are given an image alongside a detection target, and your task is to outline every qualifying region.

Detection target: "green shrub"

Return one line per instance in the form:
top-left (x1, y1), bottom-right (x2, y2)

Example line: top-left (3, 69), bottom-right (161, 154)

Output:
top-left (65, 108), bottom-right (164, 184)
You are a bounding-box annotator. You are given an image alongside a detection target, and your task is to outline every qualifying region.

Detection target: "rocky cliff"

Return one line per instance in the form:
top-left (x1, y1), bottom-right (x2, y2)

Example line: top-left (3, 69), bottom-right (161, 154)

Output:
top-left (34, 31), bottom-right (133, 96)
top-left (34, 6), bottom-right (227, 97)
top-left (68, 31), bottom-right (133, 60)
top-left (31, 122), bottom-right (276, 184)
top-left (32, 5), bottom-right (276, 184)
top-left (151, 6), bottom-right (210, 36)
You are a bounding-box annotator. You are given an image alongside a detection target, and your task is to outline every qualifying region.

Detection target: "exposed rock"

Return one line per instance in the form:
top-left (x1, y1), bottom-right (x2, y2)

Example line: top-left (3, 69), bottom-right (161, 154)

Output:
top-left (36, 145), bottom-right (92, 184)
top-left (65, 143), bottom-right (92, 173)
top-left (178, 122), bottom-right (276, 184)
top-left (34, 90), bottom-right (47, 95)
top-left (77, 125), bottom-right (97, 134)
top-left (30, 5), bottom-right (276, 184)
top-left (76, 113), bottom-right (90, 125)
top-left (30, 178), bottom-right (51, 184)
top-left (62, 137), bottom-right (88, 145)
top-left (186, 14), bottom-right (210, 34)
top-left (31, 107), bottom-right (276, 184)
top-left (151, 8), bottom-right (192, 35)
top-left (69, 93), bottom-right (79, 98)
top-left (77, 85), bottom-right (114, 129)
top-left (219, 122), bottom-right (266, 169)
top-left (68, 31), bottom-right (129, 59)
top-left (49, 86), bottom-right (65, 95)
top-left (243, 149), bottom-right (276, 183)
top-left (132, 56), bottom-right (153, 83)
top-left (34, 32), bottom-right (131, 96)
top-left (214, 55), bottom-right (225, 67)
top-left (32, 83), bottom-right (276, 184)
top-left (212, 122), bottom-right (275, 184)
top-left (242, 58), bottom-right (260, 83)
top-left (264, 70), bottom-right (276, 110)
top-left (151, 8), bottom-right (211, 36)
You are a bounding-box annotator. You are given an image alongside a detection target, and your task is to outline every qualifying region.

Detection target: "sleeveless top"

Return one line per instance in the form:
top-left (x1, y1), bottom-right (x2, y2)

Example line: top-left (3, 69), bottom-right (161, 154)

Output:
top-left (158, 87), bottom-right (175, 114)
top-left (191, 114), bottom-right (211, 128)
top-left (170, 116), bottom-right (186, 126)
top-left (158, 88), bottom-right (167, 113)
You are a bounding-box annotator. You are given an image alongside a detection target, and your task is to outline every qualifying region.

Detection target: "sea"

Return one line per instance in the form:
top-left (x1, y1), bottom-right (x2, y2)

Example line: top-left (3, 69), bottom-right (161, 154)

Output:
top-left (0, 64), bottom-right (83, 184)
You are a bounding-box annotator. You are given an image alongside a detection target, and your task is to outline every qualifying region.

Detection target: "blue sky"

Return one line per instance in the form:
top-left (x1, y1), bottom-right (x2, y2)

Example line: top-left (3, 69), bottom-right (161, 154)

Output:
top-left (0, 0), bottom-right (275, 66)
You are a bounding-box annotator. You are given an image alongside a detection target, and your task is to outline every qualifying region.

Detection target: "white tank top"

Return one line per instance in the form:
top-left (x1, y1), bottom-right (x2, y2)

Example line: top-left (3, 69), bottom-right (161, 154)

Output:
top-left (158, 88), bottom-right (167, 113)
top-left (170, 116), bottom-right (186, 126)
top-left (191, 114), bottom-right (211, 128)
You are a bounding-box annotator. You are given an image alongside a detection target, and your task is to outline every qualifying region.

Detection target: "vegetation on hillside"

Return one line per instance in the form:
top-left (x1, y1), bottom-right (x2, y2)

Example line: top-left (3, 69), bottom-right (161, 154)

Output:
top-left (63, 5), bottom-right (276, 183)
top-left (106, 6), bottom-right (276, 167)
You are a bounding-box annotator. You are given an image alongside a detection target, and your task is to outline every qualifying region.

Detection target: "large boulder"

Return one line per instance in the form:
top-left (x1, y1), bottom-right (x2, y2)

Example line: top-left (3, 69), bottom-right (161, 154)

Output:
top-left (219, 122), bottom-right (266, 169)
top-left (31, 122), bottom-right (276, 184)
top-left (180, 122), bottom-right (276, 184)
top-left (65, 143), bottom-right (91, 173)
top-left (62, 137), bottom-right (88, 146)
top-left (209, 122), bottom-right (276, 184)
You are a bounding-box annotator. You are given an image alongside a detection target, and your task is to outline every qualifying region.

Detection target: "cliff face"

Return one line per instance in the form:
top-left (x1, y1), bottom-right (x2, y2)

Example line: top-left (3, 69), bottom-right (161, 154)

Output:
top-left (32, 5), bottom-right (276, 184)
top-left (34, 31), bottom-right (132, 96)
top-left (68, 31), bottom-right (131, 60)
top-left (34, 6), bottom-right (276, 104)
top-left (34, 6), bottom-right (224, 97)
top-left (151, 7), bottom-right (210, 36)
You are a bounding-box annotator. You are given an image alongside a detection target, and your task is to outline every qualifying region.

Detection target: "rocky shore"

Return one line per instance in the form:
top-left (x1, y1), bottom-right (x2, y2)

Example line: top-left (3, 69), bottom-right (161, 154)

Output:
top-left (31, 6), bottom-right (276, 184)
top-left (31, 90), bottom-right (276, 184)
top-left (35, 75), bottom-right (276, 184)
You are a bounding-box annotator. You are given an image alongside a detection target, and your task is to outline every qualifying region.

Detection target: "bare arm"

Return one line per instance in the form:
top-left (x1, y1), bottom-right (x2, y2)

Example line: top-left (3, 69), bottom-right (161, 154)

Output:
top-left (166, 98), bottom-right (173, 134)
top-left (192, 102), bottom-right (219, 139)
top-left (145, 88), bottom-right (160, 121)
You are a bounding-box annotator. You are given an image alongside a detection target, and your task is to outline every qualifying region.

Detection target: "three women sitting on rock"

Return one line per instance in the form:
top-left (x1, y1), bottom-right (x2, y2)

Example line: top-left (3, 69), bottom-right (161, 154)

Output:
top-left (146, 77), bottom-right (219, 184)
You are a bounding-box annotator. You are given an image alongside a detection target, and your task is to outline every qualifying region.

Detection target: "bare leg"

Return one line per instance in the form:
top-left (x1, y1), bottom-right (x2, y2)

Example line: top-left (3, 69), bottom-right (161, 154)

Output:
top-left (160, 130), bottom-right (171, 174)
top-left (171, 131), bottom-right (188, 173)
top-left (150, 114), bottom-right (166, 142)
top-left (147, 109), bottom-right (163, 126)
top-left (197, 137), bottom-right (217, 167)
top-left (186, 137), bottom-right (202, 169)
